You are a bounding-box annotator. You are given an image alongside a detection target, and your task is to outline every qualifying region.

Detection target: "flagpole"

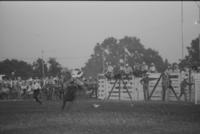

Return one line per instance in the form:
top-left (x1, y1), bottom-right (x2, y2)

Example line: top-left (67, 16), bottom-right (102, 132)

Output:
top-left (103, 51), bottom-right (105, 74)
top-left (124, 47), bottom-right (131, 64)
top-left (181, 0), bottom-right (184, 60)
top-left (41, 50), bottom-right (45, 79)
top-left (102, 48), bottom-right (110, 74)
top-left (102, 49), bottom-right (105, 74)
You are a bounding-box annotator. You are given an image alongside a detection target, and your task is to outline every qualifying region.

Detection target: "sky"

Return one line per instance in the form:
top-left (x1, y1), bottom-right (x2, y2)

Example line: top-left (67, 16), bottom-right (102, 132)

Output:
top-left (0, 1), bottom-right (199, 69)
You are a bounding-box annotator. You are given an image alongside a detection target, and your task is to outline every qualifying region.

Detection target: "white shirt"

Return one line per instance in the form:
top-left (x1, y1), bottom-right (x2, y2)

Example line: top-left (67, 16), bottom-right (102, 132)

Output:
top-left (32, 82), bottom-right (41, 90)
top-left (124, 66), bottom-right (133, 74)
top-left (150, 66), bottom-right (156, 72)
top-left (107, 65), bottom-right (113, 73)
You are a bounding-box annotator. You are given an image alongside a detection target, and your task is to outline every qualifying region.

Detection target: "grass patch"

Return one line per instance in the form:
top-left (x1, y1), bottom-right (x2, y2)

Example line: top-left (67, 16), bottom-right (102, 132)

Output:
top-left (0, 100), bottom-right (200, 134)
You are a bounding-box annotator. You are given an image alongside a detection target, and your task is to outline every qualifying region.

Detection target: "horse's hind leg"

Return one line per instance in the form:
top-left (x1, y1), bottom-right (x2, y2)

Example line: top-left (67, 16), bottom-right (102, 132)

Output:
top-left (66, 101), bottom-right (74, 111)
top-left (62, 100), bottom-right (67, 110)
top-left (62, 100), bottom-right (73, 111)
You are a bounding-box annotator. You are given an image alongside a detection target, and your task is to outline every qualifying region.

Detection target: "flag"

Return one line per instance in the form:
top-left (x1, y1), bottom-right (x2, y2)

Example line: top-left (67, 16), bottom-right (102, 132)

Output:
top-left (104, 49), bottom-right (110, 55)
top-left (124, 48), bottom-right (132, 57)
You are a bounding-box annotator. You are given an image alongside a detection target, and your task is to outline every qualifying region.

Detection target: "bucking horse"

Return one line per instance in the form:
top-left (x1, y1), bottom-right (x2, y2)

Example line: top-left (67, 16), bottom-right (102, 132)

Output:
top-left (60, 69), bottom-right (89, 111)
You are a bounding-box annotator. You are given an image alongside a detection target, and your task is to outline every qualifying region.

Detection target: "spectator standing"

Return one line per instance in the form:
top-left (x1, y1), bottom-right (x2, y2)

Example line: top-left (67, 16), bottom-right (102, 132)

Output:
top-left (32, 81), bottom-right (42, 104)
top-left (140, 74), bottom-right (150, 101)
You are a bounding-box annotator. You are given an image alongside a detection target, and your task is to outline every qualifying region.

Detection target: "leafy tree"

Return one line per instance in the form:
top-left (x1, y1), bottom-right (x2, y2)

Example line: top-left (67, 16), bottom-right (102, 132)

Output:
top-left (0, 59), bottom-right (33, 79)
top-left (179, 36), bottom-right (200, 69)
top-left (82, 36), bottom-right (166, 78)
top-left (32, 58), bottom-right (48, 78)
top-left (47, 57), bottom-right (62, 77)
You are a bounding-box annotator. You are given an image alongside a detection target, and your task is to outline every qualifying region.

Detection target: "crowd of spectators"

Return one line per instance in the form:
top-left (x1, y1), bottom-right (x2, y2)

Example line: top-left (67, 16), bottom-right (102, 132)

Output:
top-left (104, 62), bottom-right (157, 79)
top-left (0, 75), bottom-right (98, 100)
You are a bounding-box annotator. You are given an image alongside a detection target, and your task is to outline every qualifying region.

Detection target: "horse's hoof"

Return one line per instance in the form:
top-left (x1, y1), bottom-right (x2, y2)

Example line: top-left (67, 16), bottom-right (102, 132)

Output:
top-left (93, 104), bottom-right (100, 108)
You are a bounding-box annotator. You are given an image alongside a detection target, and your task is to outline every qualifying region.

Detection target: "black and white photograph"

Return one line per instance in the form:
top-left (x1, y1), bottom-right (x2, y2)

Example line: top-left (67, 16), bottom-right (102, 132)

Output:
top-left (0, 1), bottom-right (200, 134)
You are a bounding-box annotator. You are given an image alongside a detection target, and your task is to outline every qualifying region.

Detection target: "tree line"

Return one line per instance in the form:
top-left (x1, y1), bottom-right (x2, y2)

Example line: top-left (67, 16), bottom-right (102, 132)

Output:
top-left (0, 36), bottom-right (199, 79)
top-left (0, 57), bottom-right (62, 80)
top-left (82, 36), bottom-right (200, 78)
top-left (179, 36), bottom-right (200, 69)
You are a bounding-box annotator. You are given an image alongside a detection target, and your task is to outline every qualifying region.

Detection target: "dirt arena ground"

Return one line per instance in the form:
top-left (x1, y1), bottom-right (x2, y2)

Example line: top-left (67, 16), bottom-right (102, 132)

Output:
top-left (0, 99), bottom-right (200, 134)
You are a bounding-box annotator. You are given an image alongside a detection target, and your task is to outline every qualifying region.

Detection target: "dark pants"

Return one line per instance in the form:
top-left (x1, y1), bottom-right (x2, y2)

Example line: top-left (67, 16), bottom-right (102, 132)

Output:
top-left (143, 86), bottom-right (149, 101)
top-left (33, 89), bottom-right (42, 104)
top-left (162, 86), bottom-right (167, 101)
top-left (62, 90), bottom-right (76, 110)
top-left (179, 91), bottom-right (187, 102)
top-left (62, 99), bottom-right (74, 111)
